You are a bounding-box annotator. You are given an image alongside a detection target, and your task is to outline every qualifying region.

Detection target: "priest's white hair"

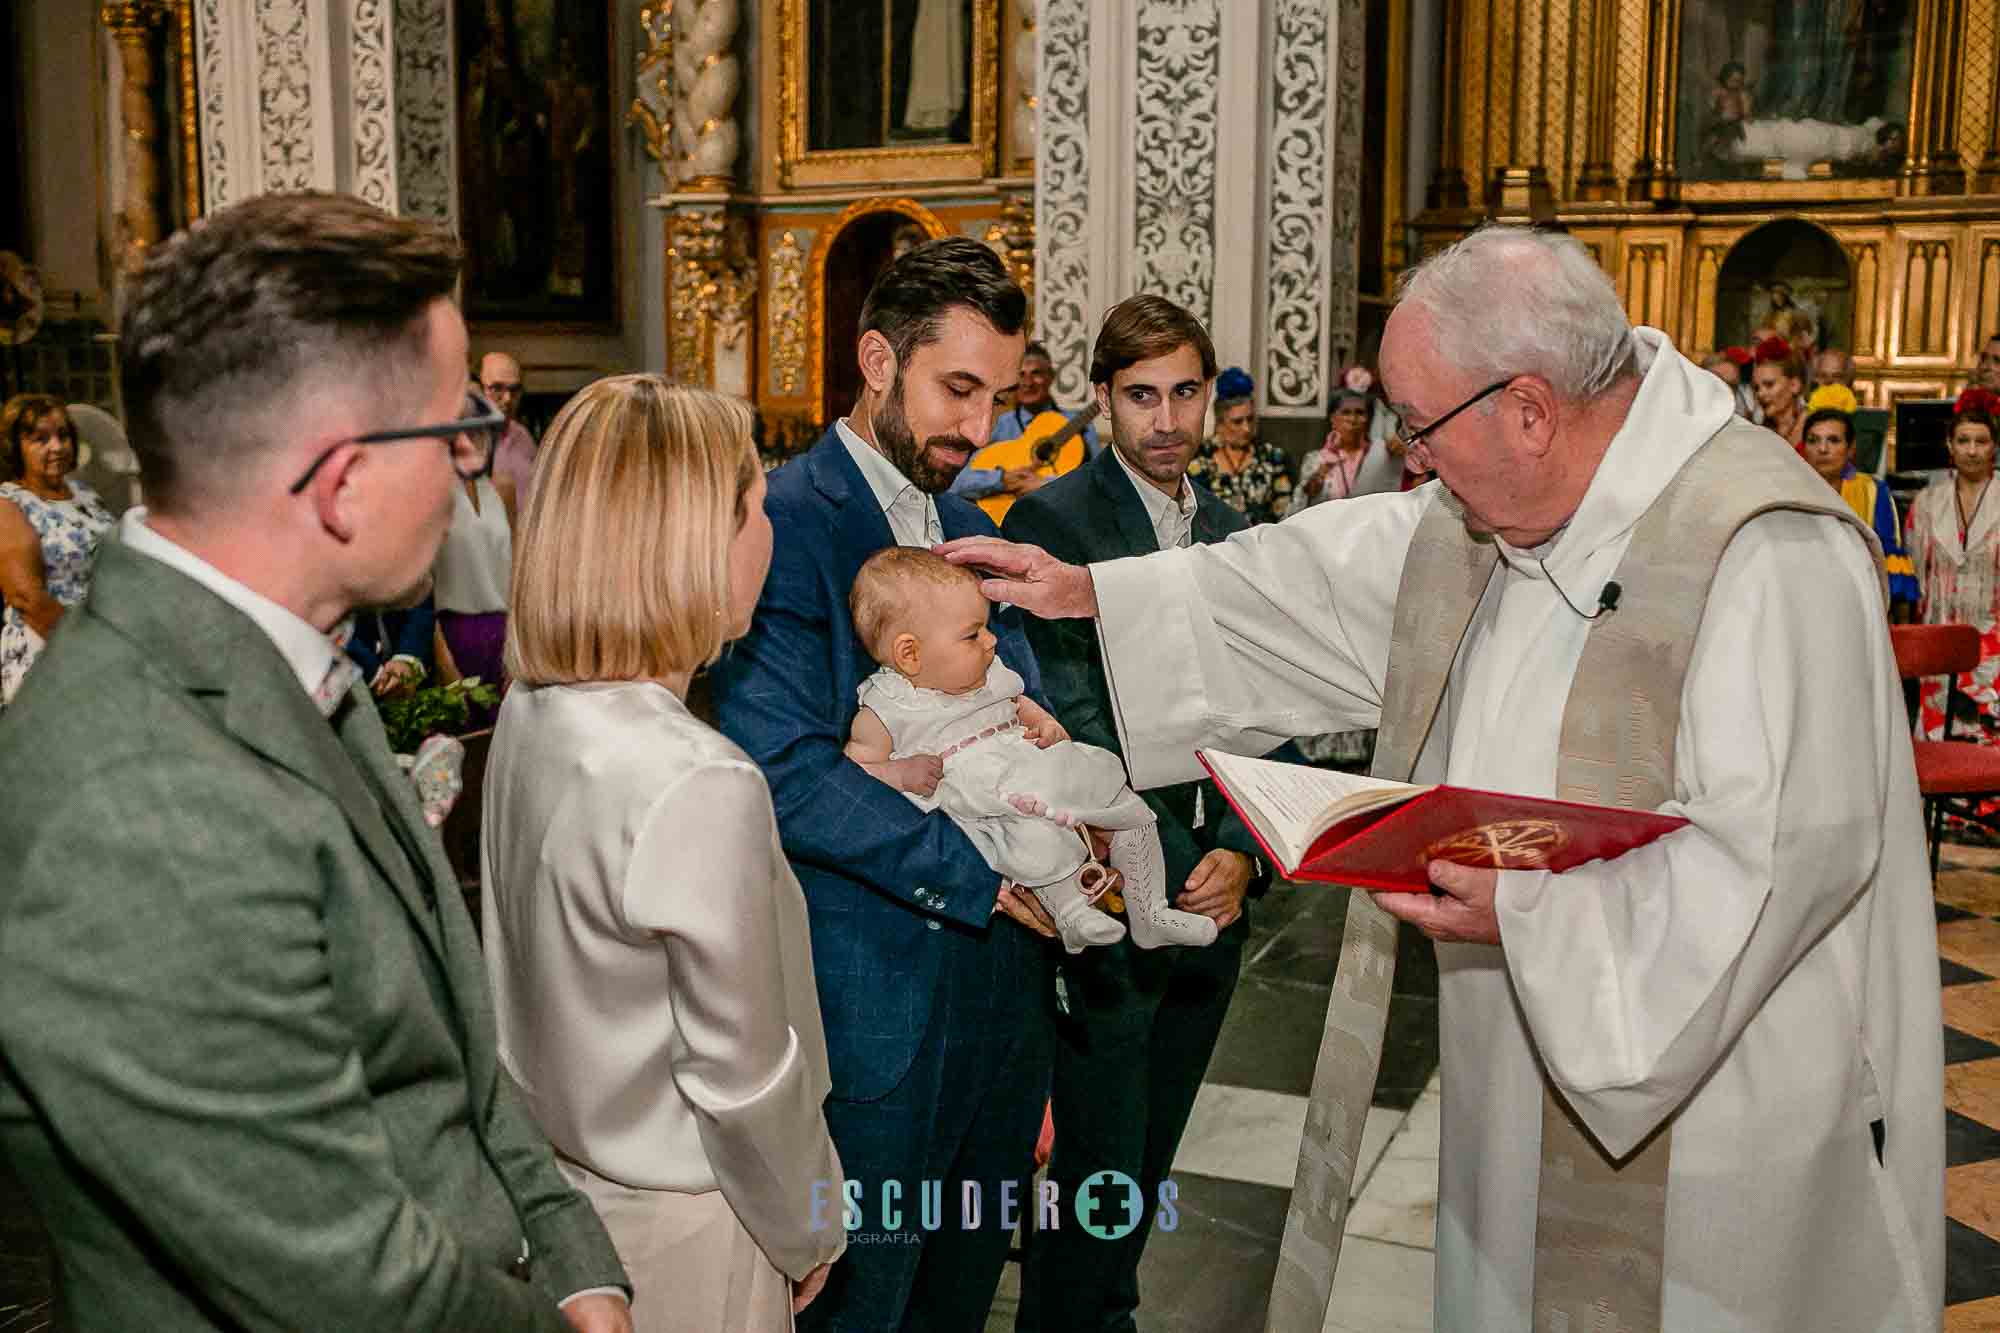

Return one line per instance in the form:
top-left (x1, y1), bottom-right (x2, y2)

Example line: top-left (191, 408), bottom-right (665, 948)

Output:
top-left (1396, 226), bottom-right (1638, 403)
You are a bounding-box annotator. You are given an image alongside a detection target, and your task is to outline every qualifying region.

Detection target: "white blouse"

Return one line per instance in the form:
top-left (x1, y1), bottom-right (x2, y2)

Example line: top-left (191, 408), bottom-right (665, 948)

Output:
top-left (433, 479), bottom-right (511, 614)
top-left (480, 680), bottom-right (842, 1281)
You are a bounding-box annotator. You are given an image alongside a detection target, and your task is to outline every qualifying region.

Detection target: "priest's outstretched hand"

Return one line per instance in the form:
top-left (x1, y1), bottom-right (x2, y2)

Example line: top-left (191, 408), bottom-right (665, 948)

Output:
top-left (935, 536), bottom-right (1099, 620)
top-left (1371, 860), bottom-right (1501, 946)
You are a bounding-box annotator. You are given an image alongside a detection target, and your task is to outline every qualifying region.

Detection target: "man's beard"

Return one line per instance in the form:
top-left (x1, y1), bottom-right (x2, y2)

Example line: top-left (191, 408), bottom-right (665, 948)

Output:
top-left (874, 376), bottom-right (975, 495)
top-left (1121, 429), bottom-right (1195, 486)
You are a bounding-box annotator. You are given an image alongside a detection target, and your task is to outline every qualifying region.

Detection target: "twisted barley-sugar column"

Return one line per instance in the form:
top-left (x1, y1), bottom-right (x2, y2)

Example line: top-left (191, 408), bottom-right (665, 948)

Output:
top-left (675, 0), bottom-right (741, 191)
top-left (101, 2), bottom-right (168, 270)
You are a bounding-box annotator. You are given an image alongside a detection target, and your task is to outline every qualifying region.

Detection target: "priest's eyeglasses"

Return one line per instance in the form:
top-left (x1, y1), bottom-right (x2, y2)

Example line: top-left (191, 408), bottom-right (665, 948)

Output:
top-left (287, 392), bottom-right (505, 495)
top-left (1395, 378), bottom-right (1514, 456)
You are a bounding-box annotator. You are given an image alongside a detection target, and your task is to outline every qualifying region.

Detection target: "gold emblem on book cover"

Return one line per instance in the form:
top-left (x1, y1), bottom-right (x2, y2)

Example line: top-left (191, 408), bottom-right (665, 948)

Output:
top-left (1423, 819), bottom-right (1571, 870)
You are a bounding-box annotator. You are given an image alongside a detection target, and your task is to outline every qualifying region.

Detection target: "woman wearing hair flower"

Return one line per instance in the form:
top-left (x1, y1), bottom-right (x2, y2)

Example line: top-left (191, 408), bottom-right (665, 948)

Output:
top-left (1799, 384), bottom-right (1916, 616)
top-left (1187, 367), bottom-right (1294, 523)
top-left (1908, 386), bottom-right (2000, 766)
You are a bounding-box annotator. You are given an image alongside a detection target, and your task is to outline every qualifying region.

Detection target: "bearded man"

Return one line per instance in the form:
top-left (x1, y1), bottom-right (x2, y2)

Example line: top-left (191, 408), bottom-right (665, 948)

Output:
top-left (710, 236), bottom-right (1060, 1333)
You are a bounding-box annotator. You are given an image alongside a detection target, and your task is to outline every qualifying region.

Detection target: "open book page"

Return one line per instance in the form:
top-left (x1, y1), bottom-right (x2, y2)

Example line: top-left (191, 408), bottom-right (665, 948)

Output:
top-left (1197, 749), bottom-right (1427, 871)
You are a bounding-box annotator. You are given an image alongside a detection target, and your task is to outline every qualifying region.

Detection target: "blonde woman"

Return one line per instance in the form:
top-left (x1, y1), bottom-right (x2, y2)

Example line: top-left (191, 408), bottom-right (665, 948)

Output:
top-left (481, 376), bottom-right (844, 1331)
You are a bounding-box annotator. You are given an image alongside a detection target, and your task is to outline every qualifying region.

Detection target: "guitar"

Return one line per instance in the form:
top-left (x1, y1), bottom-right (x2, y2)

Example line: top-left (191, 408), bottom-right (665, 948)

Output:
top-left (969, 402), bottom-right (1102, 524)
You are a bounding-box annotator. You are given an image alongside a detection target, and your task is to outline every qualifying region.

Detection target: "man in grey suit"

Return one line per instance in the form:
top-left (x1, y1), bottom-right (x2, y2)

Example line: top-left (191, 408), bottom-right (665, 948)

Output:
top-left (0, 193), bottom-right (631, 1332)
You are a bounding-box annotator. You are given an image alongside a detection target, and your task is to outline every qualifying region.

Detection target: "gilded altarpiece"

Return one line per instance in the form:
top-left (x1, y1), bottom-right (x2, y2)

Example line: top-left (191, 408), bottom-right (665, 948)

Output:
top-left (1413, 0), bottom-right (2000, 433)
top-left (645, 0), bottom-right (1030, 443)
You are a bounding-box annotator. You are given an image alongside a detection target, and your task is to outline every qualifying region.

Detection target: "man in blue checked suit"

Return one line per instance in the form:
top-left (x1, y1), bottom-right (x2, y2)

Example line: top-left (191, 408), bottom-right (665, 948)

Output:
top-left (710, 237), bottom-right (1058, 1333)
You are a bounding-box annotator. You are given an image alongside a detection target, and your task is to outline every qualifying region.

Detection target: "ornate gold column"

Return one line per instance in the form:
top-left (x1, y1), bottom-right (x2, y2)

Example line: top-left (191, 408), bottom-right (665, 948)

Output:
top-left (1981, 27), bottom-right (2000, 192)
top-left (1425, 0), bottom-right (1471, 210)
top-left (101, 2), bottom-right (171, 272)
top-left (1625, 0), bottom-right (1682, 202)
top-left (1903, 0), bottom-right (1969, 194)
top-left (1485, 0), bottom-right (1556, 218)
top-left (1572, 0), bottom-right (1622, 200)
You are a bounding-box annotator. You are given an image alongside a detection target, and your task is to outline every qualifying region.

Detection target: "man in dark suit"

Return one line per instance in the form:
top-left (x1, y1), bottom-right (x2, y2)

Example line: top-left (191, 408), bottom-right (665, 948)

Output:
top-left (710, 237), bottom-right (1058, 1333)
top-left (0, 194), bottom-right (630, 1332)
top-left (1001, 295), bottom-right (1276, 1332)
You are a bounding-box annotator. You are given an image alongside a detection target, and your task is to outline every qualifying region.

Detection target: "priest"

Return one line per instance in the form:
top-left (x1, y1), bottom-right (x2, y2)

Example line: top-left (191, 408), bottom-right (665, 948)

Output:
top-left (940, 225), bottom-right (1943, 1331)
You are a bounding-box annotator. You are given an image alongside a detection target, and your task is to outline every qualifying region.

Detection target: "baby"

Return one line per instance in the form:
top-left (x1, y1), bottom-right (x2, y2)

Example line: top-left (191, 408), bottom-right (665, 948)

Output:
top-left (843, 547), bottom-right (1217, 954)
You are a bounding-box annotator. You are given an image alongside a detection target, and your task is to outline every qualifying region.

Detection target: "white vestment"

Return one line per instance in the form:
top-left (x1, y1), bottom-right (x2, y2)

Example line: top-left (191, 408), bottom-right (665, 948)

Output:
top-left (1090, 328), bottom-right (1943, 1331)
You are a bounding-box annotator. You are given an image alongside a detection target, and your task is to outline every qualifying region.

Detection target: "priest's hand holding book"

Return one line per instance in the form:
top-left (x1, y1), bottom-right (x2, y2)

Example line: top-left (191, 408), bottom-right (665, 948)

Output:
top-left (1197, 749), bottom-right (1689, 945)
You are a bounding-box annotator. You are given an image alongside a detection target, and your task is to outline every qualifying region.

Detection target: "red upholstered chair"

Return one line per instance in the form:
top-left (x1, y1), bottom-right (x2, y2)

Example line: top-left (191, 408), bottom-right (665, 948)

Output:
top-left (1890, 624), bottom-right (2000, 874)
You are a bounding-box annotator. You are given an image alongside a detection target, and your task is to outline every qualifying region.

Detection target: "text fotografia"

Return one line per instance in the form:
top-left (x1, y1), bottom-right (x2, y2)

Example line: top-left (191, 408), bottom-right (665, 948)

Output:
top-left (809, 1170), bottom-right (1178, 1242)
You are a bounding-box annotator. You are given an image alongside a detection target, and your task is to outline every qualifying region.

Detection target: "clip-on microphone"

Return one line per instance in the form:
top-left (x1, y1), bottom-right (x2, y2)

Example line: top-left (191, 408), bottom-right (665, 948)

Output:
top-left (1540, 556), bottom-right (1621, 620)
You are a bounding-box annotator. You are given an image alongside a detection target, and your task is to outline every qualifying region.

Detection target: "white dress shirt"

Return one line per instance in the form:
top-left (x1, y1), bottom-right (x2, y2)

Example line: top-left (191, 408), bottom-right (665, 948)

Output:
top-left (838, 417), bottom-right (944, 547)
top-left (1110, 443), bottom-right (1198, 551)
top-left (118, 509), bottom-right (347, 708)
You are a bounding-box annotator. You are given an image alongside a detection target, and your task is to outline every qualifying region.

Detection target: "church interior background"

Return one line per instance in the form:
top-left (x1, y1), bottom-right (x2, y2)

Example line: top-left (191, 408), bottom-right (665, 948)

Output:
top-left (9, 0), bottom-right (2000, 1328)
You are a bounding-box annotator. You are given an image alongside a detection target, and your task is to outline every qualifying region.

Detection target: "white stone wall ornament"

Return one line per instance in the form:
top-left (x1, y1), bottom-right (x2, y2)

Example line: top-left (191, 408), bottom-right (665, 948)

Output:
top-left (393, 0), bottom-right (454, 223)
top-left (1264, 0), bottom-right (1331, 408)
top-left (1131, 0), bottom-right (1220, 330)
top-left (256, 0), bottom-right (319, 192)
top-left (348, 0), bottom-right (397, 209)
top-left (1035, 0), bottom-right (1093, 406)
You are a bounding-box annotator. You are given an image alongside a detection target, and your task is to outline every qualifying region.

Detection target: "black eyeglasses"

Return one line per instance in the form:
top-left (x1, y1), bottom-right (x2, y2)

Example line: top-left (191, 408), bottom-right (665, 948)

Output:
top-left (1395, 378), bottom-right (1514, 455)
top-left (288, 392), bottom-right (506, 494)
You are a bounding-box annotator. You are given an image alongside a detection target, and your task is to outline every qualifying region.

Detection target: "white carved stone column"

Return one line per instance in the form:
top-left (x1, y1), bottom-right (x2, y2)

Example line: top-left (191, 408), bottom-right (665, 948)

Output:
top-left (1035, 0), bottom-right (1356, 418)
top-left (191, 0), bottom-right (455, 221)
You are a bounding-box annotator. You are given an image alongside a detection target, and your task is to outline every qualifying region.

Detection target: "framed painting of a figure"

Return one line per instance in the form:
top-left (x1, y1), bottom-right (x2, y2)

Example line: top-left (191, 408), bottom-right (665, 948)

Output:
top-left (1677, 0), bottom-right (1915, 184)
top-left (455, 0), bottom-right (617, 326)
top-left (779, 0), bottom-right (998, 187)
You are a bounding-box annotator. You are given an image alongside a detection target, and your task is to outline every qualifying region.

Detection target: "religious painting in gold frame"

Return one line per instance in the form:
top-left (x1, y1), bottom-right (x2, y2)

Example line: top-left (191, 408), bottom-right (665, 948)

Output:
top-left (779, 0), bottom-right (999, 188)
top-left (455, 0), bottom-right (620, 328)
top-left (1675, 0), bottom-right (1916, 185)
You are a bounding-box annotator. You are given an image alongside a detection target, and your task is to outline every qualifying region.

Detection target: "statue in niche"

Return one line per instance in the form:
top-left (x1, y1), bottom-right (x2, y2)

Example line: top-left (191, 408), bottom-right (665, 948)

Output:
top-left (808, 0), bottom-right (974, 152)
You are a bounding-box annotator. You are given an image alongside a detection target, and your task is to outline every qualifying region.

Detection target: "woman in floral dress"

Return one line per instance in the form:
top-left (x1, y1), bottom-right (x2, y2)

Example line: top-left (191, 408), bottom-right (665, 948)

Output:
top-left (0, 395), bottom-right (113, 708)
top-left (1907, 389), bottom-right (2000, 765)
top-left (1187, 367), bottom-right (1294, 524)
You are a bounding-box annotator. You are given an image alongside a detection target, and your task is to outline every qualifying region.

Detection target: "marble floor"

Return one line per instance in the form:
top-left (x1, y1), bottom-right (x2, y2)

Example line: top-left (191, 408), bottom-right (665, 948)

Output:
top-left (11, 849), bottom-right (2000, 1331)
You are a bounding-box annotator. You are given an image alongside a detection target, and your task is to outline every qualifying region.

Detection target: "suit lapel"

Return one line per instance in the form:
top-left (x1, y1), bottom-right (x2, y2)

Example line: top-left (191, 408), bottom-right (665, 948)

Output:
top-left (808, 429), bottom-right (899, 560)
top-left (90, 541), bottom-right (451, 965)
top-left (1090, 446), bottom-right (1165, 555)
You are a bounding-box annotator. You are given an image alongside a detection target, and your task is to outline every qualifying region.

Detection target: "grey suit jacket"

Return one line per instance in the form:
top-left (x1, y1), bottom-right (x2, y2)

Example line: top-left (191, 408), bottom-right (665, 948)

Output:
top-left (0, 537), bottom-right (626, 1331)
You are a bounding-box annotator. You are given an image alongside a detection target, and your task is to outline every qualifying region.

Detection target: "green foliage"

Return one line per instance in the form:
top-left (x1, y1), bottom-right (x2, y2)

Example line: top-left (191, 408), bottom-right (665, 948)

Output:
top-left (378, 678), bottom-right (499, 755)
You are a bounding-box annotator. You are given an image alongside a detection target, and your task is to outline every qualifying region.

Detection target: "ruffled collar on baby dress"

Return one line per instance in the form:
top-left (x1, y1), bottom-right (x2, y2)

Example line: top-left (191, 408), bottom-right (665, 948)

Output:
top-left (861, 659), bottom-right (1024, 709)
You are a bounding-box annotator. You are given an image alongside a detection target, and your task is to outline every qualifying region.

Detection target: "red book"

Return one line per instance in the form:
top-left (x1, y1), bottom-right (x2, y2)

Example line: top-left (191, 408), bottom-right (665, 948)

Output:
top-left (1196, 749), bottom-right (1689, 892)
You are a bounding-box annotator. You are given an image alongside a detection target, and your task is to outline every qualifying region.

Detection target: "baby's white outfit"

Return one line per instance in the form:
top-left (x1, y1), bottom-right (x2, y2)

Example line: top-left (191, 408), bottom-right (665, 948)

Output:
top-left (857, 661), bottom-right (1217, 952)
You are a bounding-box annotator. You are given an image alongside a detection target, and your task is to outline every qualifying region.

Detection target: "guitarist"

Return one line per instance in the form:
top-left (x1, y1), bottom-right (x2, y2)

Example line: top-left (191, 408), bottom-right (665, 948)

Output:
top-left (949, 342), bottom-right (1101, 503)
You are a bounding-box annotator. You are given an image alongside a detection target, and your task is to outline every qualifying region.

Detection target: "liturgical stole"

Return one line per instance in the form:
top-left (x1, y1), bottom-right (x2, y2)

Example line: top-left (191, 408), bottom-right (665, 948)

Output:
top-left (1265, 418), bottom-right (1884, 1333)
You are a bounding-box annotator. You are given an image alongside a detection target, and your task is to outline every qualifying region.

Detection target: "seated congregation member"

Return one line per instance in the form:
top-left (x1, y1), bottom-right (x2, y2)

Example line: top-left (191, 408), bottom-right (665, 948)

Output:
top-left (998, 293), bottom-right (1279, 1332)
top-left (950, 225), bottom-right (1942, 1330)
top-left (844, 547), bottom-right (1213, 954)
top-left (0, 393), bottom-right (113, 709)
top-left (1799, 389), bottom-right (1916, 617)
top-left (0, 192), bottom-right (631, 1332)
top-left (1908, 387), bottom-right (2000, 747)
top-left (708, 236), bottom-right (1058, 1333)
top-left (1289, 385), bottom-right (1404, 512)
top-left (482, 377), bottom-right (843, 1332)
top-left (1188, 367), bottom-right (1293, 522)
top-left (952, 340), bottom-right (1101, 502)
top-left (1750, 335), bottom-right (1808, 447)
